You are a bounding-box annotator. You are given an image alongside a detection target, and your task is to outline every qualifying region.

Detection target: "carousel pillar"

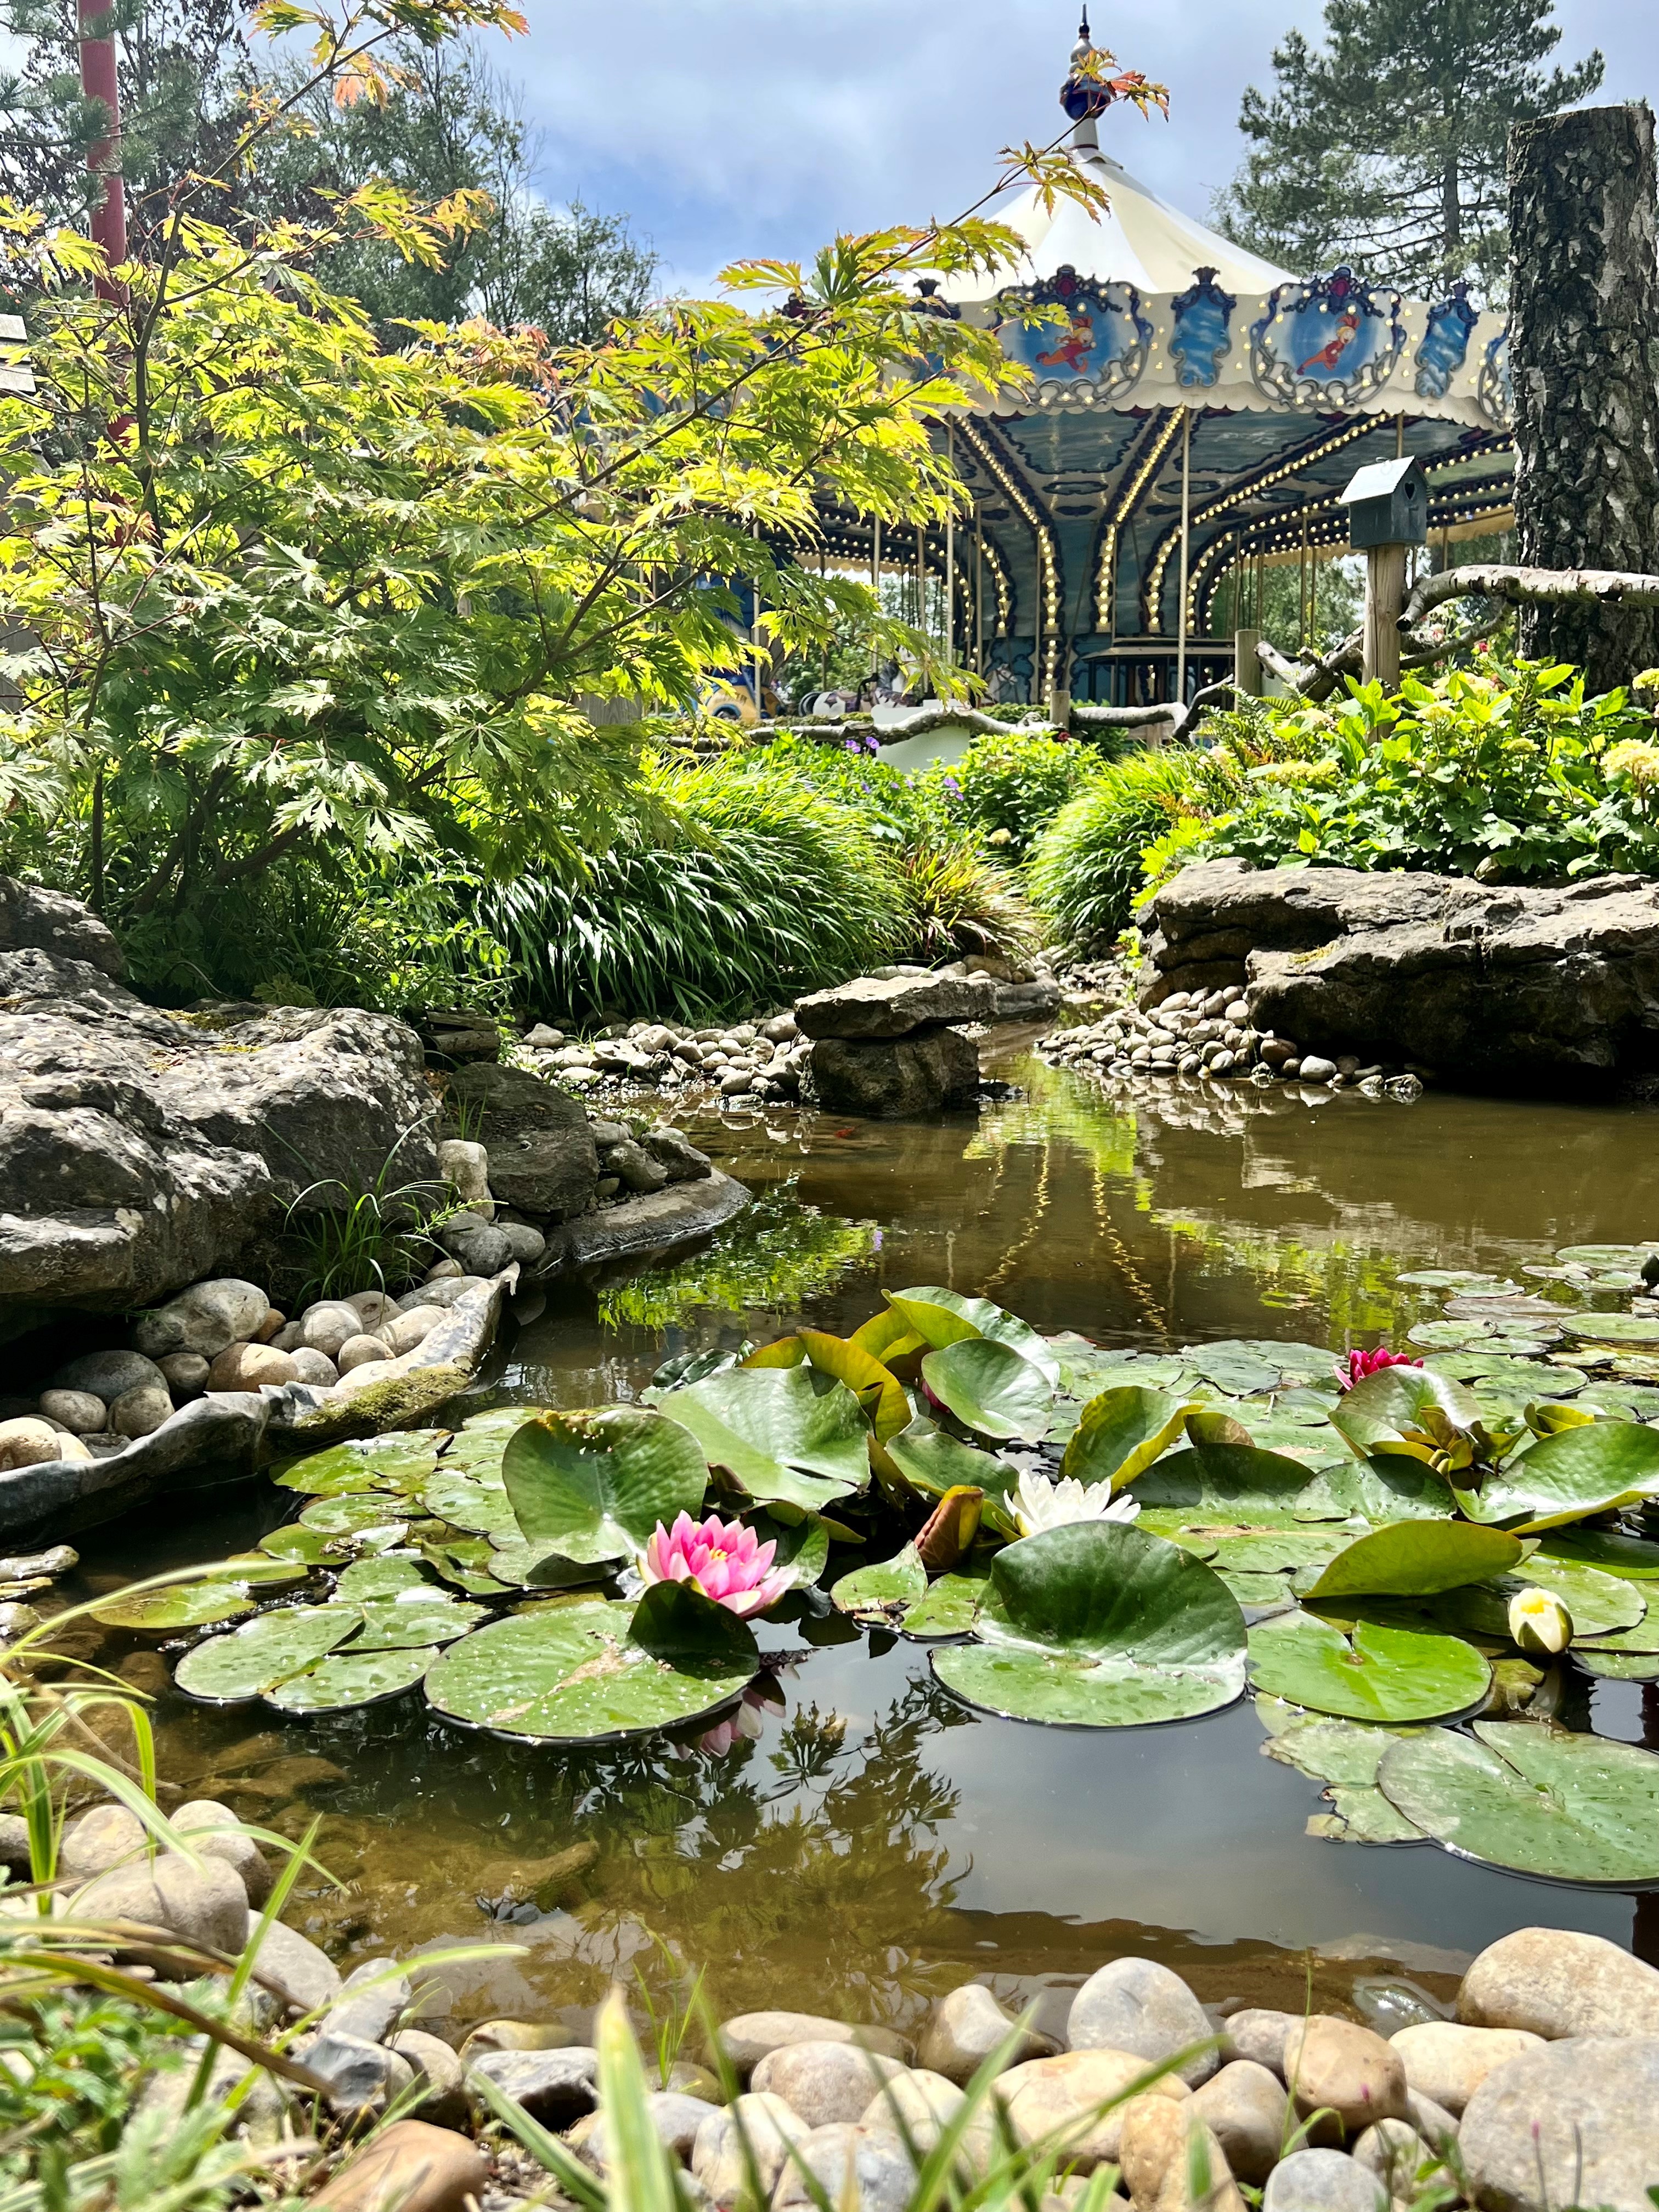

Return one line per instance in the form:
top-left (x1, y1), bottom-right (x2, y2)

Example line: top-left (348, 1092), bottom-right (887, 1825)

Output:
top-left (1175, 409), bottom-right (1192, 708)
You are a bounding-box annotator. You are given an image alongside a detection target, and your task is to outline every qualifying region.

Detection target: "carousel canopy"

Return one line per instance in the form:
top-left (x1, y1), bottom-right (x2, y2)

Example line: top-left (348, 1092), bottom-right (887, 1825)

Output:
top-left (811, 16), bottom-right (1517, 712)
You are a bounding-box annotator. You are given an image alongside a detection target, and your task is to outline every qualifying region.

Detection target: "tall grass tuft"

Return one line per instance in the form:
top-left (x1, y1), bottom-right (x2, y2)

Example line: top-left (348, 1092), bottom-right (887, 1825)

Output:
top-left (482, 754), bottom-right (908, 1024)
top-left (1026, 748), bottom-right (1242, 946)
top-left (897, 837), bottom-right (1040, 964)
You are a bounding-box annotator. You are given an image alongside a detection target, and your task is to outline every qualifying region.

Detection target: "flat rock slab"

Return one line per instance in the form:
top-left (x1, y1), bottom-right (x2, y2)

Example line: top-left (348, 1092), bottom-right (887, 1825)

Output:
top-left (442, 1063), bottom-right (598, 1220)
top-left (545, 1169), bottom-right (751, 1270)
top-left (794, 973), bottom-right (997, 1038)
top-left (1139, 858), bottom-right (1659, 1093)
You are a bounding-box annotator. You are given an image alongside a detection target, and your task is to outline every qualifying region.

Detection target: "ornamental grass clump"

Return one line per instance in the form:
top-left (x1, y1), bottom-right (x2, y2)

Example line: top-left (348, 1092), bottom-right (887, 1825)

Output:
top-left (1026, 747), bottom-right (1242, 944)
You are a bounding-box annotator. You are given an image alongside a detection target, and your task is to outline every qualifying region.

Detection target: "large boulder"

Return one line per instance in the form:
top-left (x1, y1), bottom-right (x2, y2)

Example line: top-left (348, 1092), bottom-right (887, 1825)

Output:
top-left (441, 1063), bottom-right (598, 1220)
top-left (0, 899), bottom-right (437, 1312)
top-left (794, 972), bottom-right (997, 1038)
top-left (810, 1029), bottom-right (980, 1117)
top-left (0, 877), bottom-right (125, 975)
top-left (1139, 859), bottom-right (1659, 1094)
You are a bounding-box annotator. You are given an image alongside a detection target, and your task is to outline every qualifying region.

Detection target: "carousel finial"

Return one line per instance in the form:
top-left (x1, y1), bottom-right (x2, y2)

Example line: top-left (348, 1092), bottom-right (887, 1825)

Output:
top-left (1063, 9), bottom-right (1112, 119)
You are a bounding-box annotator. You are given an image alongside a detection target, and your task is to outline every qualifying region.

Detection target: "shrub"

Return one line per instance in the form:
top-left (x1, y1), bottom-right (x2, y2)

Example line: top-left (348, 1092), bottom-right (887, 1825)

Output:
top-left (896, 835), bottom-right (1040, 963)
top-left (1026, 747), bottom-right (1242, 946)
top-left (925, 730), bottom-right (1110, 861)
top-left (481, 753), bottom-right (907, 1023)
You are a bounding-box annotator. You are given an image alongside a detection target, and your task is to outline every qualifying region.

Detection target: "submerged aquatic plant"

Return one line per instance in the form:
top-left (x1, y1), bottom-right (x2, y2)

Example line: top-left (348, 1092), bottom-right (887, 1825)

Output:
top-left (1334, 1344), bottom-right (1423, 1392)
top-left (1011, 1468), bottom-right (1141, 1537)
top-left (639, 1511), bottom-right (792, 1619)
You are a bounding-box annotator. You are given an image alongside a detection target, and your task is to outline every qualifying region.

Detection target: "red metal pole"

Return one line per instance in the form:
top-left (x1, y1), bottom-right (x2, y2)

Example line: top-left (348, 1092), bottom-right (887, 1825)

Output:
top-left (77, 0), bottom-right (128, 292)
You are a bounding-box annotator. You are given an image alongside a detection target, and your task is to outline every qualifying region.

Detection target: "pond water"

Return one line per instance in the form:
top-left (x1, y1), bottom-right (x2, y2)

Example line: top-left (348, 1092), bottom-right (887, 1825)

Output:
top-left (67, 1041), bottom-right (1659, 2040)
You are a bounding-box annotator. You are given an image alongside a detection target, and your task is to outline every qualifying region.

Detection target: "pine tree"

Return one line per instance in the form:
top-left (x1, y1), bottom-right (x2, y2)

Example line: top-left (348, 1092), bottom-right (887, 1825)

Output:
top-left (1215, 0), bottom-right (1604, 301)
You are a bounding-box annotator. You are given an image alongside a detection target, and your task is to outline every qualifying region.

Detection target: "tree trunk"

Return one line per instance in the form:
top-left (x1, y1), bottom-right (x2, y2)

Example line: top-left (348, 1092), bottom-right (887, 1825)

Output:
top-left (1508, 104), bottom-right (1659, 689)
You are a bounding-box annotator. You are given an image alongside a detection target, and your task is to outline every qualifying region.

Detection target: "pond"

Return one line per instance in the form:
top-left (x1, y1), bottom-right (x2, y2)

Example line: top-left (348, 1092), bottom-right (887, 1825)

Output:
top-left (65, 1042), bottom-right (1659, 2041)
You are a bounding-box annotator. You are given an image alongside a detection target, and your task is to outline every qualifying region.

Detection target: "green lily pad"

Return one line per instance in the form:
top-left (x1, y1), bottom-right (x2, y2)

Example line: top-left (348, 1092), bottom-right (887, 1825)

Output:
top-left (484, 1541), bottom-right (616, 1590)
top-left (420, 1476), bottom-right (518, 1535)
top-left (1291, 1457), bottom-right (1457, 1523)
top-left (1274, 1388), bottom-right (1343, 1425)
top-left (1333, 1367), bottom-right (1481, 1459)
top-left (1407, 1321), bottom-right (1495, 1351)
top-left (883, 1418), bottom-right (1016, 1508)
top-left (332, 1555), bottom-right (433, 1601)
top-left (1130, 1442), bottom-right (1320, 1522)
top-left (1263, 1712), bottom-right (1427, 1786)
top-left (419, 1538), bottom-right (514, 1598)
top-left (1219, 1571), bottom-right (1299, 1607)
top-left (1535, 1529), bottom-right (1659, 1580)
top-left (216, 1554), bottom-right (312, 1591)
top-left (1573, 1649), bottom-right (1659, 1679)
top-left (1186, 1342), bottom-right (1285, 1398)
top-left (831, 1544), bottom-right (926, 1616)
top-left (1049, 1341), bottom-right (1143, 1398)
top-left (266, 1644), bottom-right (436, 1713)
top-left (1304, 1523), bottom-right (1526, 1601)
top-left (654, 1365), bottom-right (872, 1509)
top-left (887, 1286), bottom-right (1060, 1384)
top-left (932, 1522), bottom-right (1248, 1729)
top-left (1396, 1269), bottom-right (1517, 1290)
top-left (1453, 1419), bottom-right (1659, 1531)
top-left (461, 1405), bottom-right (554, 1436)
top-left (501, 1408), bottom-right (709, 1567)
top-left (258, 1525), bottom-right (352, 1565)
top-left (345, 1596), bottom-right (486, 1649)
top-left (901, 1570), bottom-right (990, 1638)
top-left (921, 1339), bottom-right (1053, 1444)
top-left (1556, 1244), bottom-right (1659, 1268)
top-left (1211, 1530), bottom-right (1348, 1573)
top-left (91, 1583), bottom-right (257, 1632)
top-left (1376, 1719), bottom-right (1659, 1882)
top-left (1062, 1386), bottom-right (1193, 1489)
top-left (424, 1585), bottom-right (758, 1743)
top-left (273, 1436), bottom-right (442, 1496)
top-left (1432, 1560), bottom-right (1644, 1641)
top-left (174, 1605), bottom-right (362, 1703)
top-left (1307, 1786), bottom-right (1426, 1844)
top-left (1247, 1611), bottom-right (1490, 1722)
top-left (1565, 1315), bottom-right (1659, 1345)
top-left (298, 1494), bottom-right (412, 1536)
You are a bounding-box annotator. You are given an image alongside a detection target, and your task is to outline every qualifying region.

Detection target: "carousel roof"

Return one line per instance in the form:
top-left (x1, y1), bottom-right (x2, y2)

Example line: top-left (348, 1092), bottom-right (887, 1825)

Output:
top-left (937, 119), bottom-right (1294, 303)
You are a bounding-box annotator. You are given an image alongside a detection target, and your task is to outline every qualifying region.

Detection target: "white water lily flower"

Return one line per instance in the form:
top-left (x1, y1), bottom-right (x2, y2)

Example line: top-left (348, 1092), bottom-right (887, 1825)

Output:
top-left (1012, 1468), bottom-right (1141, 1538)
top-left (1508, 1585), bottom-right (1573, 1655)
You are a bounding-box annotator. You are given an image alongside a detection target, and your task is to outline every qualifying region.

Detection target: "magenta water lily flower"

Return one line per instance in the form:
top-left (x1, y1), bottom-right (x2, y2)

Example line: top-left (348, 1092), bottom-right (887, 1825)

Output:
top-left (640, 1511), bottom-right (792, 1619)
top-left (1335, 1345), bottom-right (1423, 1392)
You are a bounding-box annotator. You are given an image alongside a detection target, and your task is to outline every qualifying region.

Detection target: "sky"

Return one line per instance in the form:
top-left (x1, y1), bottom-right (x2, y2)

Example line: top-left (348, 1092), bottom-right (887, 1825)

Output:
top-left (505, 0), bottom-right (1659, 293)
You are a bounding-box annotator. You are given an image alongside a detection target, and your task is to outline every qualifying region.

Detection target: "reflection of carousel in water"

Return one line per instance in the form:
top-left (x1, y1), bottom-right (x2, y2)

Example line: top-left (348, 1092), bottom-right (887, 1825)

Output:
top-left (799, 14), bottom-right (1516, 712)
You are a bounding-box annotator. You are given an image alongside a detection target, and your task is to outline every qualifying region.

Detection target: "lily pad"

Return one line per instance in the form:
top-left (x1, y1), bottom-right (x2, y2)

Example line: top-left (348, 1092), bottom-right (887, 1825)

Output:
top-left (1573, 1649), bottom-right (1659, 1679)
top-left (654, 1365), bottom-right (872, 1509)
top-left (1063, 1386), bottom-right (1194, 1490)
top-left (1452, 1419), bottom-right (1659, 1531)
top-left (1429, 1559), bottom-right (1644, 1641)
top-left (1304, 1523), bottom-right (1526, 1601)
top-left (1211, 1530), bottom-right (1347, 1574)
top-left (273, 1436), bottom-right (442, 1496)
top-left (1291, 1458), bottom-right (1458, 1524)
top-left (884, 1419), bottom-right (1017, 1509)
top-left (1376, 1719), bottom-right (1659, 1882)
top-left (1307, 1787), bottom-right (1427, 1844)
top-left (1556, 1244), bottom-right (1659, 1268)
top-left (346, 1596), bottom-right (486, 1649)
top-left (831, 1544), bottom-right (927, 1616)
top-left (501, 1408), bottom-right (709, 1567)
top-left (1247, 1611), bottom-right (1490, 1722)
top-left (1187, 1342), bottom-right (1284, 1398)
top-left (1218, 1571), bottom-right (1299, 1608)
top-left (91, 1583), bottom-right (257, 1632)
top-left (921, 1339), bottom-right (1052, 1444)
top-left (299, 1494), bottom-right (412, 1537)
top-left (174, 1605), bottom-right (362, 1703)
top-left (266, 1644), bottom-right (436, 1713)
top-left (1537, 1529), bottom-right (1659, 1580)
top-left (1263, 1712), bottom-right (1427, 1787)
top-left (887, 1286), bottom-right (1060, 1384)
top-left (1565, 1315), bottom-right (1659, 1345)
top-left (332, 1555), bottom-right (433, 1600)
top-left (1333, 1367), bottom-right (1481, 1460)
top-left (420, 1475), bottom-right (518, 1536)
top-left (1132, 1442), bottom-right (1325, 1523)
top-left (484, 1541), bottom-right (616, 1590)
top-left (932, 1522), bottom-right (1248, 1729)
top-left (424, 1586), bottom-right (758, 1743)
top-left (258, 1525), bottom-right (352, 1566)
top-left (901, 1570), bottom-right (990, 1638)
top-left (747, 1511), bottom-right (832, 1592)
top-left (1396, 1269), bottom-right (1519, 1290)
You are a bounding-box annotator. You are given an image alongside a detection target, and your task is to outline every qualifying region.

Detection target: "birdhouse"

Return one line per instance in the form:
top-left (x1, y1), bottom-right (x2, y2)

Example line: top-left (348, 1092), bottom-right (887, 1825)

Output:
top-left (1339, 455), bottom-right (1428, 550)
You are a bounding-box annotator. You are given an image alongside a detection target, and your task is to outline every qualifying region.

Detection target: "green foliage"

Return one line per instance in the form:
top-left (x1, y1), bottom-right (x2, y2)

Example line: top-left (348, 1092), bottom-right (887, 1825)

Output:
top-left (1026, 747), bottom-right (1242, 946)
top-left (927, 730), bottom-right (1109, 860)
top-left (1214, 0), bottom-right (1604, 300)
top-left (895, 836), bottom-right (1038, 964)
top-left (479, 754), bottom-right (909, 1023)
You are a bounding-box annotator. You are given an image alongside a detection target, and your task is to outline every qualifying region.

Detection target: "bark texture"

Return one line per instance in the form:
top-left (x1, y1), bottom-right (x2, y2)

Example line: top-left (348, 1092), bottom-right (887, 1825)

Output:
top-left (1508, 104), bottom-right (1659, 687)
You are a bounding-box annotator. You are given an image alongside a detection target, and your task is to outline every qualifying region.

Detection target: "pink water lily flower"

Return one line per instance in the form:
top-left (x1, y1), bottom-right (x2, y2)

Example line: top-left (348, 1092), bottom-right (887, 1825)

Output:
top-left (1335, 1345), bottom-right (1423, 1392)
top-left (640, 1510), bottom-right (792, 1619)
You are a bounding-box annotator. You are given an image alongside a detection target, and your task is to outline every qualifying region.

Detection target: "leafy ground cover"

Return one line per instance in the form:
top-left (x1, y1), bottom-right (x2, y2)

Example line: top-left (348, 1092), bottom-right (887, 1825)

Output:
top-left (112, 1235), bottom-right (1659, 1886)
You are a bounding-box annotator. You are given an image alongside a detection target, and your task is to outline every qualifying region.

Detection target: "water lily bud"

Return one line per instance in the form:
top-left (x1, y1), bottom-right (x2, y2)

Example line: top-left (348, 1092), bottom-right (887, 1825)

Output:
top-left (1508, 1585), bottom-right (1573, 1655)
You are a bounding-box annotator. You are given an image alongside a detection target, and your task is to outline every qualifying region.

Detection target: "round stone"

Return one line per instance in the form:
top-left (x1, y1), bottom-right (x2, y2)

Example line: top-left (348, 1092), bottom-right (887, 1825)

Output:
top-left (1389, 2022), bottom-right (1542, 2115)
top-left (749, 2040), bottom-right (907, 2129)
top-left (51, 1348), bottom-right (167, 1404)
top-left (1459, 2035), bottom-right (1659, 2212)
top-left (771, 2124), bottom-right (915, 2212)
top-left (1192, 2060), bottom-right (1290, 2185)
top-left (289, 1348), bottom-right (339, 1386)
top-left (336, 1335), bottom-right (394, 1374)
top-left (385, 1307), bottom-right (443, 1355)
top-left (156, 1352), bottom-right (210, 1397)
top-left (1289, 2019), bottom-right (1408, 2134)
top-left (1066, 1957), bottom-right (1219, 2086)
top-left (205, 1342), bottom-right (298, 1391)
top-left (917, 1983), bottom-right (1056, 2085)
top-left (38, 1389), bottom-right (108, 1434)
top-left (1457, 1927), bottom-right (1659, 2041)
top-left (301, 1302), bottom-right (369, 1359)
top-left (1262, 2149), bottom-right (1385, 2212)
top-left (108, 1382), bottom-right (174, 1436)
top-left (996, 2049), bottom-right (1190, 2170)
top-left (1299, 1056), bottom-right (1338, 1085)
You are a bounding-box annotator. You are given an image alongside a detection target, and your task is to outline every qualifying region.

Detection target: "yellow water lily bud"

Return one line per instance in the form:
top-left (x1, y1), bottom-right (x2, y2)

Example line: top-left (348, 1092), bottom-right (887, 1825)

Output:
top-left (1508, 1585), bottom-right (1573, 1656)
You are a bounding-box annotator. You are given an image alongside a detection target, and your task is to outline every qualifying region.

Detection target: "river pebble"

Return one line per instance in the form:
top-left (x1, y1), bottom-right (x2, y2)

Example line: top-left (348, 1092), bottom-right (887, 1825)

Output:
top-left (1192, 2058), bottom-right (1289, 2183)
top-left (1067, 1956), bottom-right (1220, 2084)
top-left (1288, 2018), bottom-right (1408, 2132)
top-left (1457, 1927), bottom-right (1659, 2040)
top-left (1387, 2020), bottom-right (1542, 2114)
top-left (1262, 2149), bottom-right (1384, 2212)
top-left (750, 2040), bottom-right (907, 2128)
top-left (1459, 2036), bottom-right (1659, 2212)
top-left (917, 1981), bottom-right (1057, 2083)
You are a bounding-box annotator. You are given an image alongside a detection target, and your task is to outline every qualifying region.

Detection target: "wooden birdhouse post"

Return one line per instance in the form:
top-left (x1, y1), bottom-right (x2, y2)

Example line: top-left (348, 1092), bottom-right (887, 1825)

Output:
top-left (1340, 456), bottom-right (1427, 691)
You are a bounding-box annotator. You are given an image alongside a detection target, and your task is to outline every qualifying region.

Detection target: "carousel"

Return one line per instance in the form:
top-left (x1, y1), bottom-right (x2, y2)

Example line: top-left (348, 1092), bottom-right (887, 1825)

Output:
top-left (803, 14), bottom-right (1516, 713)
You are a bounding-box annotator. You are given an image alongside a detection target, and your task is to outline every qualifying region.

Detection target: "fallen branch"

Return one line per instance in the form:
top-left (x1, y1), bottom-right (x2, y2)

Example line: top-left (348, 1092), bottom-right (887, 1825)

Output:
top-left (1400, 561), bottom-right (1659, 631)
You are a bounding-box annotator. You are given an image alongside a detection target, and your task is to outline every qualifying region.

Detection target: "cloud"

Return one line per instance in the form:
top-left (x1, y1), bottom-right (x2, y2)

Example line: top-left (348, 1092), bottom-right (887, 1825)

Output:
top-left (509, 0), bottom-right (1654, 292)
